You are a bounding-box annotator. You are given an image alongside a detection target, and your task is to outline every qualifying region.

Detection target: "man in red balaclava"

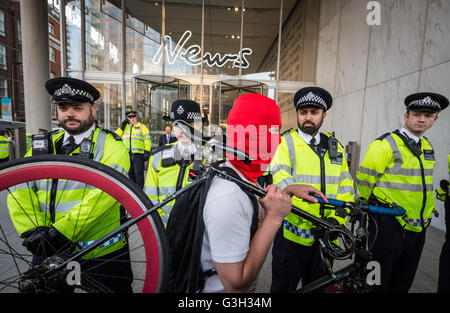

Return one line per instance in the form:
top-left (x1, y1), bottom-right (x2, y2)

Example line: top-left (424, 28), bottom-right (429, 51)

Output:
top-left (199, 93), bottom-right (327, 293)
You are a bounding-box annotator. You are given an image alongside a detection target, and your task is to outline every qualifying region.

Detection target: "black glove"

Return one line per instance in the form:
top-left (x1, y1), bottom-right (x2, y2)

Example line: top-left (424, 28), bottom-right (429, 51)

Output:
top-left (143, 151), bottom-right (151, 161)
top-left (120, 119), bottom-right (129, 131)
top-left (22, 226), bottom-right (74, 257)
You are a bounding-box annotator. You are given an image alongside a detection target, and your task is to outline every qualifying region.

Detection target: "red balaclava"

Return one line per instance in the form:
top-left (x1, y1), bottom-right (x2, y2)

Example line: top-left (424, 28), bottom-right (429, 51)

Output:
top-left (226, 93), bottom-right (282, 183)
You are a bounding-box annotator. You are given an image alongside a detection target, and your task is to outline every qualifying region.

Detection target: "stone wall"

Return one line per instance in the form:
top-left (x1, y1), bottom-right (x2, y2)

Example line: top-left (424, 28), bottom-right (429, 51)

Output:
top-left (316, 0), bottom-right (450, 230)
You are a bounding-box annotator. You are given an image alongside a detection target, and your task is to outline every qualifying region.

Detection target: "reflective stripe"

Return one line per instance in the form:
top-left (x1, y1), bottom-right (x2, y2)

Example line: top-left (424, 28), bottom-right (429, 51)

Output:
top-left (39, 200), bottom-right (81, 213)
top-left (93, 131), bottom-right (107, 162)
top-left (109, 163), bottom-right (128, 176)
top-left (78, 233), bottom-right (124, 249)
top-left (277, 176), bottom-right (296, 189)
top-left (355, 177), bottom-right (376, 189)
top-left (283, 132), bottom-right (297, 175)
top-left (402, 217), bottom-right (431, 227)
top-left (385, 135), bottom-right (403, 170)
top-left (377, 181), bottom-right (433, 192)
top-left (270, 164), bottom-right (292, 176)
top-left (385, 167), bottom-right (433, 177)
top-left (337, 185), bottom-right (355, 195)
top-left (358, 166), bottom-right (384, 177)
top-left (340, 171), bottom-right (354, 181)
top-left (35, 180), bottom-right (95, 192)
top-left (152, 151), bottom-right (163, 171)
top-left (143, 186), bottom-right (176, 197)
top-left (129, 147), bottom-right (146, 153)
top-left (283, 220), bottom-right (315, 239)
top-left (122, 137), bottom-right (146, 142)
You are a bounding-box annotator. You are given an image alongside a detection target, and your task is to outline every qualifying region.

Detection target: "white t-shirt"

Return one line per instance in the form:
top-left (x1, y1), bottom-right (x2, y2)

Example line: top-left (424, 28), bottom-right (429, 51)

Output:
top-left (200, 163), bottom-right (257, 293)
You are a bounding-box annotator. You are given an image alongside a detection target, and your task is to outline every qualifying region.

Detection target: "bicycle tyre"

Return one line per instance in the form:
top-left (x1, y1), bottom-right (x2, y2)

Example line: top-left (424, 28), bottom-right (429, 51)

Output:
top-left (0, 155), bottom-right (168, 293)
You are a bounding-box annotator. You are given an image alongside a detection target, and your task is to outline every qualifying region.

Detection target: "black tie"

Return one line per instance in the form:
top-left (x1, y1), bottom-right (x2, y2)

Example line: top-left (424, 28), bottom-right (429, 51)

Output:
top-left (309, 137), bottom-right (318, 154)
top-left (62, 136), bottom-right (76, 155)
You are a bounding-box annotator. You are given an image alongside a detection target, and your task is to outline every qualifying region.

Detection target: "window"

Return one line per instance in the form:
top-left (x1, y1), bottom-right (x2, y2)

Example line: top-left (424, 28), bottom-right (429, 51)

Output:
top-left (0, 78), bottom-right (8, 98)
top-left (0, 44), bottom-right (7, 70)
top-left (49, 22), bottom-right (55, 35)
top-left (49, 46), bottom-right (56, 62)
top-left (0, 11), bottom-right (5, 36)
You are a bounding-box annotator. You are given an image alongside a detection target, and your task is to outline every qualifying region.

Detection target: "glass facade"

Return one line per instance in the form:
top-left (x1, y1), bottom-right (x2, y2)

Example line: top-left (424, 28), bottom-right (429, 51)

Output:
top-left (61, 0), bottom-right (311, 145)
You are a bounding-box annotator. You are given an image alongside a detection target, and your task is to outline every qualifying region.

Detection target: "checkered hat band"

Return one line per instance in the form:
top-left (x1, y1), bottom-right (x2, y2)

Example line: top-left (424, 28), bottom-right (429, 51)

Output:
top-left (408, 98), bottom-right (441, 110)
top-left (54, 84), bottom-right (94, 102)
top-left (296, 92), bottom-right (327, 110)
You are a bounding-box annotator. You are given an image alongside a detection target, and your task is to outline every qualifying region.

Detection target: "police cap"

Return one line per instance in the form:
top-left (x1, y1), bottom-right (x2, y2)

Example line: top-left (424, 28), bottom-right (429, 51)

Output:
top-left (293, 86), bottom-right (332, 111)
top-left (163, 100), bottom-right (202, 122)
top-left (404, 92), bottom-right (449, 113)
top-left (45, 77), bottom-right (100, 105)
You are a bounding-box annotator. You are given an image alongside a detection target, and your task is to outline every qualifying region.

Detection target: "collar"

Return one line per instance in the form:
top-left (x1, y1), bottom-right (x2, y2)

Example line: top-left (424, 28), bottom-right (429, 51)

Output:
top-left (63, 124), bottom-right (96, 145)
top-left (400, 127), bottom-right (421, 144)
top-left (297, 128), bottom-right (321, 145)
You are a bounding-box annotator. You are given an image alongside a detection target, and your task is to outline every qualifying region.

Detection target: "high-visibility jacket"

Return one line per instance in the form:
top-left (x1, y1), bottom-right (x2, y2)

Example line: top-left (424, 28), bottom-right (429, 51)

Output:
top-left (115, 122), bottom-right (151, 154)
top-left (356, 130), bottom-right (436, 232)
top-left (26, 133), bottom-right (32, 152)
top-left (269, 129), bottom-right (355, 246)
top-left (436, 154), bottom-right (449, 202)
top-left (0, 135), bottom-right (9, 160)
top-left (144, 142), bottom-right (196, 226)
top-left (7, 128), bottom-right (131, 259)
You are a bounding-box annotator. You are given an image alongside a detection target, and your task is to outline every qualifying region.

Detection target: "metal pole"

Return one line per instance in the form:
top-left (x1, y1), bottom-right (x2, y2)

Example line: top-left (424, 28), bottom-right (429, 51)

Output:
top-left (121, 0), bottom-right (126, 121)
top-left (275, 0), bottom-right (283, 103)
top-left (81, 0), bottom-right (86, 79)
top-left (20, 0), bottom-right (51, 134)
top-left (60, 0), bottom-right (67, 76)
top-left (200, 0), bottom-right (205, 106)
top-left (161, 0), bottom-right (166, 77)
top-left (238, 0), bottom-right (244, 78)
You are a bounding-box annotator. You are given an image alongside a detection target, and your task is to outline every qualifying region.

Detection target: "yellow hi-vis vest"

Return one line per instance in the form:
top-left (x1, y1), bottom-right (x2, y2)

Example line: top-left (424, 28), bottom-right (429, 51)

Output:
top-left (7, 128), bottom-right (131, 259)
top-left (143, 142), bottom-right (195, 226)
top-left (269, 129), bottom-right (355, 246)
top-left (436, 154), bottom-right (449, 202)
top-left (0, 135), bottom-right (9, 160)
top-left (115, 122), bottom-right (151, 154)
top-left (356, 131), bottom-right (436, 232)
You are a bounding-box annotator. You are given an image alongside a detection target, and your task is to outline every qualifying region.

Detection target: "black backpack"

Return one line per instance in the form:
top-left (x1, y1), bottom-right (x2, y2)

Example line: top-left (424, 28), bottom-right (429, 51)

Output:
top-left (165, 166), bottom-right (259, 293)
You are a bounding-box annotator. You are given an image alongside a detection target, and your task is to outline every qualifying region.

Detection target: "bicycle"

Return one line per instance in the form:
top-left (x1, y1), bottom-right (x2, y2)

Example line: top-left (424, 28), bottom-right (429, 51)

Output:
top-left (0, 121), bottom-right (405, 293)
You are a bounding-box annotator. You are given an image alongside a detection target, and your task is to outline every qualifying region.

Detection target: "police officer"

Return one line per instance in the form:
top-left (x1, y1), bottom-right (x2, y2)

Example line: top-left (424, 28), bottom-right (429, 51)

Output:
top-left (7, 77), bottom-right (133, 292)
top-left (436, 153), bottom-right (450, 293)
top-left (144, 99), bottom-right (203, 226)
top-left (269, 87), bottom-right (355, 292)
top-left (356, 92), bottom-right (449, 293)
top-left (115, 110), bottom-right (151, 188)
top-left (0, 130), bottom-right (10, 163)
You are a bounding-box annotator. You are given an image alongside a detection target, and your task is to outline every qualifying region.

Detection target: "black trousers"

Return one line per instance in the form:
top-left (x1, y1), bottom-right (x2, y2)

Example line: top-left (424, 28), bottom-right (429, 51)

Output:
top-left (0, 157), bottom-right (9, 163)
top-left (32, 244), bottom-right (133, 293)
top-left (368, 214), bottom-right (426, 293)
top-left (270, 227), bottom-right (328, 293)
top-left (438, 195), bottom-right (450, 293)
top-left (129, 154), bottom-right (145, 189)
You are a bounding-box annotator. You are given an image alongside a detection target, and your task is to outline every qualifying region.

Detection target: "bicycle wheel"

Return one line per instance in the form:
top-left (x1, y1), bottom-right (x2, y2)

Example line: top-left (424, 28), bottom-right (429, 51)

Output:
top-left (0, 155), bottom-right (168, 293)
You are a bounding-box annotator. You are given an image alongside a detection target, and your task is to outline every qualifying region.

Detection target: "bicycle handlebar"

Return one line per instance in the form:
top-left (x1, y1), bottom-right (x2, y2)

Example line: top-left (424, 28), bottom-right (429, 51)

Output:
top-left (313, 196), bottom-right (406, 216)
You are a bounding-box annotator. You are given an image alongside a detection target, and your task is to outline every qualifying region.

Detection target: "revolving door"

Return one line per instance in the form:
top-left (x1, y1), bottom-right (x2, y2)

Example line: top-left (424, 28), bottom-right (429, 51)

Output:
top-left (210, 79), bottom-right (269, 127)
top-left (133, 75), bottom-right (191, 146)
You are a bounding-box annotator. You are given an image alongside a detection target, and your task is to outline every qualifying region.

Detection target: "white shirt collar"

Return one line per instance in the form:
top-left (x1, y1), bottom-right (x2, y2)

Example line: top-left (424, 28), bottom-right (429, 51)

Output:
top-left (400, 127), bottom-right (421, 144)
top-left (297, 128), bottom-right (321, 145)
top-left (63, 124), bottom-right (96, 145)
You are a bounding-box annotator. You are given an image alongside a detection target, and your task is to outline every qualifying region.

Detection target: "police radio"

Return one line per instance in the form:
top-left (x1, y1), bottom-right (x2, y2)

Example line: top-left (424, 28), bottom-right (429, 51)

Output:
top-left (328, 137), bottom-right (339, 159)
top-left (32, 134), bottom-right (51, 155)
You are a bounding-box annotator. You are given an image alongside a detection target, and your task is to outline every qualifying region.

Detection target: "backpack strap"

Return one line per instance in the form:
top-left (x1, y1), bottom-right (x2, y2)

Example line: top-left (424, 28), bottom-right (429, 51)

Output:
top-left (219, 166), bottom-right (260, 238)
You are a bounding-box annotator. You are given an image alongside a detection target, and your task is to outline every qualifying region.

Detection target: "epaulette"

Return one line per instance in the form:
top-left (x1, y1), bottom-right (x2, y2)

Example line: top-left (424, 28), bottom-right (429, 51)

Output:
top-left (281, 128), bottom-right (293, 136)
top-left (101, 128), bottom-right (122, 141)
top-left (376, 132), bottom-right (391, 141)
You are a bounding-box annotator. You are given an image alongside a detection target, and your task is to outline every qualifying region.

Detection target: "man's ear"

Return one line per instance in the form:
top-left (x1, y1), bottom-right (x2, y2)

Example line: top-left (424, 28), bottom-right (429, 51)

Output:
top-left (90, 105), bottom-right (97, 116)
